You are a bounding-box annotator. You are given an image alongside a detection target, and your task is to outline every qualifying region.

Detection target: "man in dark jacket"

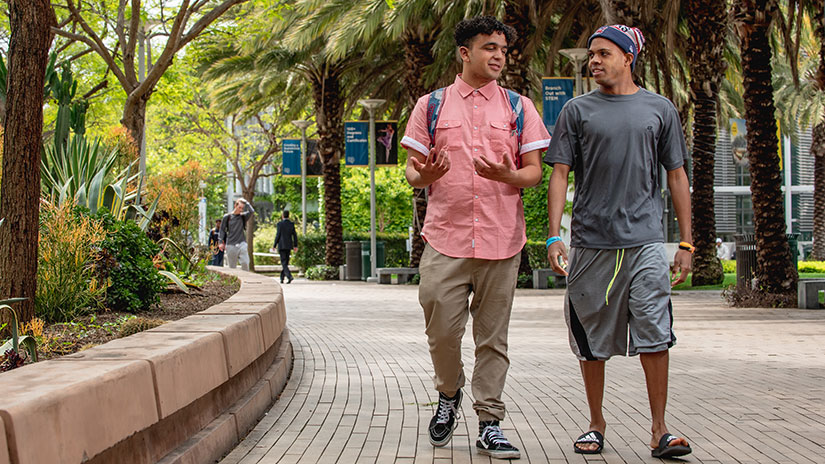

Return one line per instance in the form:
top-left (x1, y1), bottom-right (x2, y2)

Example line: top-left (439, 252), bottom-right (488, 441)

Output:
top-left (272, 210), bottom-right (298, 283)
top-left (208, 219), bottom-right (224, 266)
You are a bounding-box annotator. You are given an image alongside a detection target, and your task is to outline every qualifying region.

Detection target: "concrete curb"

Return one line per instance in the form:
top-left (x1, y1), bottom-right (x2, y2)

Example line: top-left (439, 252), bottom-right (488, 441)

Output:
top-left (0, 266), bottom-right (291, 464)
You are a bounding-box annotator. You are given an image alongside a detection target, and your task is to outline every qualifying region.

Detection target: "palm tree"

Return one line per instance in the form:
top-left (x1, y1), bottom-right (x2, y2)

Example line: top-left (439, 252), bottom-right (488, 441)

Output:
top-left (733, 0), bottom-right (797, 297)
top-left (686, 0), bottom-right (729, 285)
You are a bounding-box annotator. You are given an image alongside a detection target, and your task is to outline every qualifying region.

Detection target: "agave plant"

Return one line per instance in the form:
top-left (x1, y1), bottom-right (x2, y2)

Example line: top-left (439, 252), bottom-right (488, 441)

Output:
top-left (41, 137), bottom-right (160, 231)
top-left (0, 299), bottom-right (38, 370)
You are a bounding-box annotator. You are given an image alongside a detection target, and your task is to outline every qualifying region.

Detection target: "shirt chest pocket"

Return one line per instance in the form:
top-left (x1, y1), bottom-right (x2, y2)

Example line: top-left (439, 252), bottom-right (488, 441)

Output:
top-left (488, 121), bottom-right (516, 157)
top-left (434, 120), bottom-right (463, 152)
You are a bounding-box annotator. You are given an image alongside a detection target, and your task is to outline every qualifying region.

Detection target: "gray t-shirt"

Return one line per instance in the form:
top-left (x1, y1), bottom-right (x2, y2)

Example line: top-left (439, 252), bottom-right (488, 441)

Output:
top-left (543, 88), bottom-right (688, 249)
top-left (220, 207), bottom-right (253, 246)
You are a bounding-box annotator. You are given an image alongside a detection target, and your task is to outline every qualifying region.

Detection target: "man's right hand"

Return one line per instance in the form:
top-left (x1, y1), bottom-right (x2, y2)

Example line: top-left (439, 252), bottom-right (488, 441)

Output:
top-left (547, 241), bottom-right (569, 276)
top-left (219, 243), bottom-right (226, 252)
top-left (410, 148), bottom-right (451, 185)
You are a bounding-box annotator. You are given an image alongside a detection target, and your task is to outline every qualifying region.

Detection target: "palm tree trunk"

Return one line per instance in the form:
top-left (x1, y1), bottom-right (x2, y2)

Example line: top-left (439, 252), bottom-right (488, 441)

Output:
top-left (687, 0), bottom-right (727, 285)
top-left (735, 0), bottom-right (797, 296)
top-left (0, 0), bottom-right (56, 324)
top-left (402, 29), bottom-right (437, 268)
top-left (503, 0), bottom-right (534, 97)
top-left (312, 64), bottom-right (345, 267)
top-left (690, 96), bottom-right (724, 284)
top-left (811, 122), bottom-right (825, 260)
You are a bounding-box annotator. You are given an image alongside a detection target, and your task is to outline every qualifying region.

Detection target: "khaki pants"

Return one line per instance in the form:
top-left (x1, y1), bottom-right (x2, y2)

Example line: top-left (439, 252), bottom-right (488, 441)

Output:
top-left (418, 244), bottom-right (520, 422)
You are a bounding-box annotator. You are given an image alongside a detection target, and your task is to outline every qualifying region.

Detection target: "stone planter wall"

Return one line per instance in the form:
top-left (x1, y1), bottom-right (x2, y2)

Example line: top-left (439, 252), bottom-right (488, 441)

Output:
top-left (0, 267), bottom-right (291, 464)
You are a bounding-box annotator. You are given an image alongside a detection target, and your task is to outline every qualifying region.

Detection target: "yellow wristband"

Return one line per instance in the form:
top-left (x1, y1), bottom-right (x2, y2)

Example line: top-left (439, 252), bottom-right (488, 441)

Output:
top-left (678, 242), bottom-right (695, 253)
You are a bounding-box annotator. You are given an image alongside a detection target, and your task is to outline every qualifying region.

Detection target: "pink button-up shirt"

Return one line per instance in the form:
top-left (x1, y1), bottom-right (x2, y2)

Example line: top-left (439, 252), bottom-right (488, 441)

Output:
top-left (401, 76), bottom-right (551, 260)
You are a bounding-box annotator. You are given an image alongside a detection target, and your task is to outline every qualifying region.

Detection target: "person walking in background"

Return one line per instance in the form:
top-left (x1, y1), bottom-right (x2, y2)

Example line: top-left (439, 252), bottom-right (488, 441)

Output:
top-left (208, 219), bottom-right (224, 266)
top-left (220, 198), bottom-right (255, 271)
top-left (544, 24), bottom-right (693, 459)
top-left (401, 16), bottom-right (550, 460)
top-left (272, 210), bottom-right (298, 284)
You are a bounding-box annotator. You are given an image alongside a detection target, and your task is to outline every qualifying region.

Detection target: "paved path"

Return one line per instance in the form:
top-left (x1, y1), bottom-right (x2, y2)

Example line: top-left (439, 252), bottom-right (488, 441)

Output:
top-left (221, 280), bottom-right (825, 463)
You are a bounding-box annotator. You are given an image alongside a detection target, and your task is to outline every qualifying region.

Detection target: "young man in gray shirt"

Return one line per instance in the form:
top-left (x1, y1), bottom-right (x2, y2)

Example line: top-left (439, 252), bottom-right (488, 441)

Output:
top-left (219, 198), bottom-right (255, 271)
top-left (544, 25), bottom-right (693, 459)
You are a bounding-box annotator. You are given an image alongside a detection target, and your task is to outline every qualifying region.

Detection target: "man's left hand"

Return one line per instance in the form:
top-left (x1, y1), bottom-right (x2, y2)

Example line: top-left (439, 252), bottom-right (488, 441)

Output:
top-left (671, 249), bottom-right (692, 287)
top-left (473, 153), bottom-right (515, 184)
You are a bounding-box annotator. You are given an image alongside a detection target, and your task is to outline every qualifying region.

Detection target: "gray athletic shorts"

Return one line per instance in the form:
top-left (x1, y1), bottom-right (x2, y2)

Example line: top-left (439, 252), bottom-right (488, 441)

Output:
top-left (563, 242), bottom-right (676, 361)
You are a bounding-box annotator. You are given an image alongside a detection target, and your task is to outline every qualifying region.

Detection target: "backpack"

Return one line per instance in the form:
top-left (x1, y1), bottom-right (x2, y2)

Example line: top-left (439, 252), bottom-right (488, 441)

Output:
top-left (425, 86), bottom-right (525, 168)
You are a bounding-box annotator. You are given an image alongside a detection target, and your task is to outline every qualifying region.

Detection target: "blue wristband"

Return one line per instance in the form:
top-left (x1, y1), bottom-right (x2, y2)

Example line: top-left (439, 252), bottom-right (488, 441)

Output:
top-left (546, 236), bottom-right (562, 248)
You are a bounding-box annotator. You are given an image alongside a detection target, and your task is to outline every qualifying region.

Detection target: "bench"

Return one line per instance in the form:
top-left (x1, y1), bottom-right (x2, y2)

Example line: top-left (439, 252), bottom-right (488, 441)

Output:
top-left (377, 267), bottom-right (419, 284)
top-left (798, 278), bottom-right (825, 309)
top-left (533, 268), bottom-right (567, 289)
top-left (253, 252), bottom-right (281, 263)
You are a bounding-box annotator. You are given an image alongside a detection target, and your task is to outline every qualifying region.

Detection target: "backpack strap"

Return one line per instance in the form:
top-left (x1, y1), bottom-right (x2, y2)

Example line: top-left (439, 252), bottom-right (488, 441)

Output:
top-left (426, 87), bottom-right (446, 147)
top-left (505, 89), bottom-right (525, 168)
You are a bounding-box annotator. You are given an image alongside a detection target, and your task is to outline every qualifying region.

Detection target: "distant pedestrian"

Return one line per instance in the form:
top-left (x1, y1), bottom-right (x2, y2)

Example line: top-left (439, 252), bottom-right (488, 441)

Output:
top-left (220, 198), bottom-right (255, 271)
top-left (208, 219), bottom-right (224, 266)
top-left (272, 210), bottom-right (298, 284)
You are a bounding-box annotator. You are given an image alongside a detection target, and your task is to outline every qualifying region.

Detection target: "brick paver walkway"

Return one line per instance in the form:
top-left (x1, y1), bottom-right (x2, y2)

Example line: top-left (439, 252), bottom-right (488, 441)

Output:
top-left (221, 280), bottom-right (825, 463)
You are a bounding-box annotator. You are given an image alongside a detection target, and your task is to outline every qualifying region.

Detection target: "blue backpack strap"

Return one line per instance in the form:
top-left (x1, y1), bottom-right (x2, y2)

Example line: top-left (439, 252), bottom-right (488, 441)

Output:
top-left (505, 88), bottom-right (525, 167)
top-left (426, 87), bottom-right (446, 147)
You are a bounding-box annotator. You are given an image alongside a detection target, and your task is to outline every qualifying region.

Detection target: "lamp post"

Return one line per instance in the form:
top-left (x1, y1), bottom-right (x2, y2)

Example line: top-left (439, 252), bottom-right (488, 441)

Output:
top-left (559, 48), bottom-right (589, 96)
top-left (358, 99), bottom-right (386, 282)
top-left (292, 120), bottom-right (314, 235)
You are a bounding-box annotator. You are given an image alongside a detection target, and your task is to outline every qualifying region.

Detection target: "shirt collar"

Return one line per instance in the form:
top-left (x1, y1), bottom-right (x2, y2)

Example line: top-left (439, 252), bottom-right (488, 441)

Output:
top-left (454, 74), bottom-right (498, 100)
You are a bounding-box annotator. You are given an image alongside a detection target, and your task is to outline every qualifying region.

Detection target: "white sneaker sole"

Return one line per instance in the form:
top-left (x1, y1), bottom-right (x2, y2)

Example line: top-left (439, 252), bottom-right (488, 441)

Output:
top-left (429, 421), bottom-right (458, 447)
top-left (477, 447), bottom-right (521, 459)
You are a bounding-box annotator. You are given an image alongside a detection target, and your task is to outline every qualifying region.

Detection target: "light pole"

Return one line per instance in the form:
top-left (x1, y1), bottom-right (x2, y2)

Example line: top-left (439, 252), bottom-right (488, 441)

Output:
top-left (358, 99), bottom-right (386, 282)
top-left (559, 48), bottom-right (589, 96)
top-left (292, 120), bottom-right (314, 235)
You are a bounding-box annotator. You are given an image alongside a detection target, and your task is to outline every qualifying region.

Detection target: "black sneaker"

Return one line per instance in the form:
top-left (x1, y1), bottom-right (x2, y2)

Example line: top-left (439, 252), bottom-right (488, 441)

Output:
top-left (428, 390), bottom-right (462, 446)
top-left (476, 421), bottom-right (521, 459)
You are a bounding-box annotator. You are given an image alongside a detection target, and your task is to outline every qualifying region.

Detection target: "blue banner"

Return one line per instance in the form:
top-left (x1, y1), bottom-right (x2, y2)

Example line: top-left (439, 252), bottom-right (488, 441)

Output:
top-left (345, 121), bottom-right (369, 166)
top-left (282, 139), bottom-right (323, 177)
top-left (282, 139), bottom-right (301, 177)
top-left (542, 78), bottom-right (574, 136)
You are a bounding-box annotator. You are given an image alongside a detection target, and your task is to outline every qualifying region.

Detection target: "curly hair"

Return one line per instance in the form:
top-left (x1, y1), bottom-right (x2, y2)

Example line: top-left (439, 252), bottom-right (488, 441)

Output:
top-left (454, 16), bottom-right (517, 48)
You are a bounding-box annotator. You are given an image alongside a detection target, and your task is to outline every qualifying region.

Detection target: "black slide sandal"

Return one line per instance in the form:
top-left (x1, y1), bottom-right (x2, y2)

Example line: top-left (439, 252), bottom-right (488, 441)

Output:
top-left (573, 430), bottom-right (604, 454)
top-left (651, 433), bottom-right (692, 458)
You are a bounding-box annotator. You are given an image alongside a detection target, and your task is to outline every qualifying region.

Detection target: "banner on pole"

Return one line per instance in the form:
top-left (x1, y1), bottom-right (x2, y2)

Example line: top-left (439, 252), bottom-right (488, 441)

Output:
top-left (282, 139), bottom-right (301, 176)
top-left (282, 139), bottom-right (323, 177)
top-left (542, 78), bottom-right (574, 136)
top-left (730, 118), bottom-right (748, 167)
top-left (345, 121), bottom-right (369, 166)
top-left (375, 121), bottom-right (398, 166)
top-left (346, 121), bottom-right (399, 166)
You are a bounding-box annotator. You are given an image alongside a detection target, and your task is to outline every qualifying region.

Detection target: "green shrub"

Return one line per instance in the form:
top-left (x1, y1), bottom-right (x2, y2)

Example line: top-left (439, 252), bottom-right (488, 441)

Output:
top-left (294, 232), bottom-right (410, 269)
top-left (94, 211), bottom-right (166, 312)
top-left (305, 264), bottom-right (339, 280)
top-left (721, 259), bottom-right (736, 273)
top-left (36, 203), bottom-right (107, 322)
top-left (118, 317), bottom-right (165, 337)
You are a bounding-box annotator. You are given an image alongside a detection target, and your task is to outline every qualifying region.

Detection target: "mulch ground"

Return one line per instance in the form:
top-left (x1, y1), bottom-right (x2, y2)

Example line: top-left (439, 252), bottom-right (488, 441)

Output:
top-left (38, 273), bottom-right (240, 360)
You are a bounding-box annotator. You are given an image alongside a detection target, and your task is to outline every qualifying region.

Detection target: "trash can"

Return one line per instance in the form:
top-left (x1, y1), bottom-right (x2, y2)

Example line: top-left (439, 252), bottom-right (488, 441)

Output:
top-left (345, 241), bottom-right (362, 281)
top-left (787, 233), bottom-right (800, 270)
top-left (361, 240), bottom-right (385, 281)
top-left (734, 234), bottom-right (756, 289)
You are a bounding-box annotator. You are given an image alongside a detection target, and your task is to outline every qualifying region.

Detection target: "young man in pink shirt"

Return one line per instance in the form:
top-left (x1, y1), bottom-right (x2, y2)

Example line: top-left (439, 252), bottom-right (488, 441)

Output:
top-left (401, 16), bottom-right (550, 460)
